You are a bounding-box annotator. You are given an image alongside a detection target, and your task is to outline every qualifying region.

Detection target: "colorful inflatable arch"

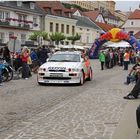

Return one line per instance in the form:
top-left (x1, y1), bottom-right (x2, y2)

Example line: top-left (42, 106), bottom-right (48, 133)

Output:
top-left (89, 28), bottom-right (140, 59)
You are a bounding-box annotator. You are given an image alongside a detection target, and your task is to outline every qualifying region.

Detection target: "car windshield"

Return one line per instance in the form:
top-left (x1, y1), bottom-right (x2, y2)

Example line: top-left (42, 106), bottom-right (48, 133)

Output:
top-left (48, 54), bottom-right (80, 62)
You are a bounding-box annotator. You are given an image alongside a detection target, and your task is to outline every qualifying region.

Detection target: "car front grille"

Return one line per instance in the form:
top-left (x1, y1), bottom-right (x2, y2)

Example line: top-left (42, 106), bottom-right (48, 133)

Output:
top-left (43, 77), bottom-right (71, 80)
top-left (48, 70), bottom-right (66, 72)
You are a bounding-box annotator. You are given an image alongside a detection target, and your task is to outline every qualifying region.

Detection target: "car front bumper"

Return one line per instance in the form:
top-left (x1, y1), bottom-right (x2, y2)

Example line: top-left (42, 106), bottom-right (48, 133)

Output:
top-left (37, 71), bottom-right (81, 84)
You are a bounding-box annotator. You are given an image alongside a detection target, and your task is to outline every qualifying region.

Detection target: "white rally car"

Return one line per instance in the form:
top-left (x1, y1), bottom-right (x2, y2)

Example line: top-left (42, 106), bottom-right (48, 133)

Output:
top-left (37, 51), bottom-right (93, 85)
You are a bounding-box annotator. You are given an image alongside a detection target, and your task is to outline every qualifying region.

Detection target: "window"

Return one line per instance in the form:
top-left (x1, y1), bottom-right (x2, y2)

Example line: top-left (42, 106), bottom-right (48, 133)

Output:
top-left (23, 15), bottom-right (27, 23)
top-left (0, 11), bottom-right (4, 19)
top-left (30, 2), bottom-right (35, 9)
top-left (17, 1), bottom-right (22, 7)
top-left (56, 23), bottom-right (59, 32)
top-left (50, 22), bottom-right (53, 32)
top-left (21, 34), bottom-right (26, 44)
top-left (33, 16), bottom-right (37, 24)
top-left (5, 12), bottom-right (10, 19)
top-left (0, 32), bottom-right (4, 43)
top-left (61, 24), bottom-right (64, 33)
top-left (66, 25), bottom-right (69, 34)
top-left (72, 26), bottom-right (75, 35)
top-left (87, 29), bottom-right (89, 31)
top-left (80, 28), bottom-right (82, 30)
top-left (131, 21), bottom-right (134, 25)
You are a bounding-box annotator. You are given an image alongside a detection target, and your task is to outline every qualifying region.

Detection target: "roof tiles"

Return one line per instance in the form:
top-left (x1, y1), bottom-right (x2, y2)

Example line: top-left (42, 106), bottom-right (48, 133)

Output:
top-left (128, 9), bottom-right (140, 19)
top-left (83, 11), bottom-right (100, 21)
top-left (95, 22), bottom-right (114, 32)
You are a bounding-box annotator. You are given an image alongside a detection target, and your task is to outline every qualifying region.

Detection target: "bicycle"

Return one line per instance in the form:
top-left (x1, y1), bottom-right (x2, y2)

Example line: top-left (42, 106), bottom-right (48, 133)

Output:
top-left (0, 58), bottom-right (13, 82)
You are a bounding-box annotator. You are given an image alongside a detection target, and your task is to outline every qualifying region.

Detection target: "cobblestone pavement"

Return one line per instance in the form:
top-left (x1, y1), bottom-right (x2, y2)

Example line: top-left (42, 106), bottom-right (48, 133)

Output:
top-left (0, 60), bottom-right (134, 139)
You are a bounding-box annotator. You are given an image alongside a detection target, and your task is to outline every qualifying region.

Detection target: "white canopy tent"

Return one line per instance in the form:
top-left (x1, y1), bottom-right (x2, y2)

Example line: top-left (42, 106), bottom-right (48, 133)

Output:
top-left (106, 41), bottom-right (131, 48)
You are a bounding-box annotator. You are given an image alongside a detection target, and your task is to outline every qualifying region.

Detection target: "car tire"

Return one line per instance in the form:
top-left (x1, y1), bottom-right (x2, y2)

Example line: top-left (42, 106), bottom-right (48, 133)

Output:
top-left (79, 71), bottom-right (85, 85)
top-left (87, 68), bottom-right (92, 81)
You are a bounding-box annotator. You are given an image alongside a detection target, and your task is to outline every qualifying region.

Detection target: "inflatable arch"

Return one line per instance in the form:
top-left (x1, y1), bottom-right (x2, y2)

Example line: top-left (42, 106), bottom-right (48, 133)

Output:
top-left (89, 28), bottom-right (140, 59)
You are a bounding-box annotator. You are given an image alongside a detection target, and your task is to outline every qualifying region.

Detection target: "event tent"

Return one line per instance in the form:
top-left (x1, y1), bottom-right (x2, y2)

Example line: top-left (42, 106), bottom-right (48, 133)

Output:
top-left (106, 41), bottom-right (131, 48)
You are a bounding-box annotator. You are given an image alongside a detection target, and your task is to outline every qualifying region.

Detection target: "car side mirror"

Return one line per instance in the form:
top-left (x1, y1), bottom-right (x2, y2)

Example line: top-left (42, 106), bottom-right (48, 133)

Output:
top-left (46, 58), bottom-right (49, 62)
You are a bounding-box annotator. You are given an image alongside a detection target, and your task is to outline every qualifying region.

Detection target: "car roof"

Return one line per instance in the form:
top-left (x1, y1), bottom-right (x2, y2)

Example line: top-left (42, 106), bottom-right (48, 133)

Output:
top-left (54, 51), bottom-right (82, 55)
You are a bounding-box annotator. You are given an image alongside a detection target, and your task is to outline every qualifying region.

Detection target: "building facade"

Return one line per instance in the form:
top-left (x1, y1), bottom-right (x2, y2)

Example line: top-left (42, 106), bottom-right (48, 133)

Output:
top-left (62, 1), bottom-right (115, 14)
top-left (37, 1), bottom-right (77, 45)
top-left (72, 12), bottom-right (102, 46)
top-left (122, 9), bottom-right (140, 34)
top-left (0, 1), bottom-right (44, 45)
top-left (45, 15), bottom-right (77, 45)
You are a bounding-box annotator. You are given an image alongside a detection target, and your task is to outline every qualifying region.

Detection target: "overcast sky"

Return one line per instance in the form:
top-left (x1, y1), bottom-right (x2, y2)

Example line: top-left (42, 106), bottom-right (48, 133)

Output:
top-left (115, 1), bottom-right (140, 11)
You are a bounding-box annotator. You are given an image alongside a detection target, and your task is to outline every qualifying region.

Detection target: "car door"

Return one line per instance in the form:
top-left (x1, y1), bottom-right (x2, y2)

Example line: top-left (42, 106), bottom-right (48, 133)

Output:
top-left (81, 54), bottom-right (88, 78)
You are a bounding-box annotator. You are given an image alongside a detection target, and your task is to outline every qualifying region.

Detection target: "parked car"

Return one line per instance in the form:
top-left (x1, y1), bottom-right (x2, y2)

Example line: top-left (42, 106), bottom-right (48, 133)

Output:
top-left (37, 51), bottom-right (93, 85)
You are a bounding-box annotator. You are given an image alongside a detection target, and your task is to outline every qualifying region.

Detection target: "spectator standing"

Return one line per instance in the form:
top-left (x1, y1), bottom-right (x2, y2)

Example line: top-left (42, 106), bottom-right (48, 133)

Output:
top-left (119, 50), bottom-right (124, 66)
top-left (38, 46), bottom-right (49, 65)
top-left (21, 47), bottom-right (30, 79)
top-left (105, 51), bottom-right (110, 69)
top-left (99, 50), bottom-right (105, 70)
top-left (30, 49), bottom-right (39, 73)
top-left (109, 49), bottom-right (114, 68)
top-left (123, 49), bottom-right (130, 70)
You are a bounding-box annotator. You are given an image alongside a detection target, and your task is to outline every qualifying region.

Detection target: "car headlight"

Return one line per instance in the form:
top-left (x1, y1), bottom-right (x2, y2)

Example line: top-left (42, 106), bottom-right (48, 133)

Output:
top-left (39, 67), bottom-right (47, 72)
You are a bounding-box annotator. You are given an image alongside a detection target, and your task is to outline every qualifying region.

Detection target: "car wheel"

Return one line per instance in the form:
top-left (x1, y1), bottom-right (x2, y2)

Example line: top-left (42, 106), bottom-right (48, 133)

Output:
top-left (87, 68), bottom-right (92, 81)
top-left (79, 71), bottom-right (85, 85)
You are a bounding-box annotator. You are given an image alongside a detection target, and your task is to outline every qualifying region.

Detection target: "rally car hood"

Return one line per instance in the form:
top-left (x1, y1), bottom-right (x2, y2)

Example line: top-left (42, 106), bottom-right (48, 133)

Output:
top-left (40, 61), bottom-right (81, 69)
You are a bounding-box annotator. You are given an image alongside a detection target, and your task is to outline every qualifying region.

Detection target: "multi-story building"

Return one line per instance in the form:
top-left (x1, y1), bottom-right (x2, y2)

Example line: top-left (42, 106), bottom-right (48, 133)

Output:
top-left (82, 10), bottom-right (114, 32)
top-left (102, 10), bottom-right (120, 27)
top-left (74, 15), bottom-right (102, 46)
top-left (62, 1), bottom-right (96, 11)
top-left (107, 0), bottom-right (115, 14)
top-left (71, 10), bottom-right (102, 46)
top-left (62, 1), bottom-right (115, 14)
top-left (114, 10), bottom-right (128, 27)
top-left (37, 1), bottom-right (77, 45)
top-left (0, 1), bottom-right (45, 45)
top-left (122, 9), bottom-right (140, 34)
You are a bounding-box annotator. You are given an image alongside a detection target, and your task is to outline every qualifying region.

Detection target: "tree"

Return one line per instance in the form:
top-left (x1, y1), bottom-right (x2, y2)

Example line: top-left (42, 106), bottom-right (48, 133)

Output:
top-left (49, 32), bottom-right (65, 45)
top-left (67, 33), bottom-right (81, 45)
top-left (29, 31), bottom-right (48, 41)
